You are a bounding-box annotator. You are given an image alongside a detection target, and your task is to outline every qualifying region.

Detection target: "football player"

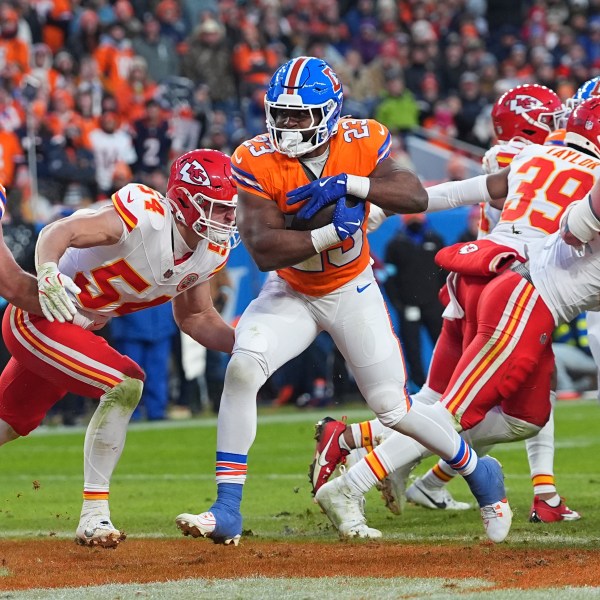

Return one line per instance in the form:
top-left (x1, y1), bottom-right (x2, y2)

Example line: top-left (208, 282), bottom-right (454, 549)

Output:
top-left (313, 96), bottom-right (600, 538)
top-left (175, 56), bottom-right (512, 546)
top-left (0, 149), bottom-right (238, 547)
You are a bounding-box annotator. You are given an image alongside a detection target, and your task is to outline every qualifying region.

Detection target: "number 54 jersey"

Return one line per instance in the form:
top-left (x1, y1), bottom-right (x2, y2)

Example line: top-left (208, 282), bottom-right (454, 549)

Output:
top-left (58, 183), bottom-right (229, 321)
top-left (231, 119), bottom-right (392, 297)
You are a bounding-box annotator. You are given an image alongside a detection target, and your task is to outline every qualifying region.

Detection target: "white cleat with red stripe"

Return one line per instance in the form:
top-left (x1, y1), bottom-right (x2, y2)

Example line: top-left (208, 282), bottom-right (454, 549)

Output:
top-left (176, 511), bottom-right (241, 546)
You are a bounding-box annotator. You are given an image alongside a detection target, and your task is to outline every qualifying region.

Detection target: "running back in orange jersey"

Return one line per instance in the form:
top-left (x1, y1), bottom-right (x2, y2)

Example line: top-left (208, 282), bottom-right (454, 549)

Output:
top-left (231, 118), bottom-right (392, 296)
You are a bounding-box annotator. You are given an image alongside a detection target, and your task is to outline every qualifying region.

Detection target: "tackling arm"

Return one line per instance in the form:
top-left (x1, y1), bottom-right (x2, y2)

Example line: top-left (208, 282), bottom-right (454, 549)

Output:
top-left (36, 206), bottom-right (125, 264)
top-left (35, 206), bottom-right (125, 322)
top-left (172, 280), bottom-right (235, 353)
top-left (425, 168), bottom-right (509, 212)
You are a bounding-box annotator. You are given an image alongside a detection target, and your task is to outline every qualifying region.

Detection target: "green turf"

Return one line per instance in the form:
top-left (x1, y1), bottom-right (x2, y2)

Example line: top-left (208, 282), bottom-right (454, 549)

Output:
top-left (1, 401), bottom-right (600, 547)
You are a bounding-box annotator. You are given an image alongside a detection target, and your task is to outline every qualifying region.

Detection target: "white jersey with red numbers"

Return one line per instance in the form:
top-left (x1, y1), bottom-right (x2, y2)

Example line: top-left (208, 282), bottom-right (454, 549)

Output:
top-left (479, 139), bottom-right (529, 237)
top-left (528, 225), bottom-right (600, 325)
top-left (487, 143), bottom-right (600, 259)
top-left (58, 183), bottom-right (229, 323)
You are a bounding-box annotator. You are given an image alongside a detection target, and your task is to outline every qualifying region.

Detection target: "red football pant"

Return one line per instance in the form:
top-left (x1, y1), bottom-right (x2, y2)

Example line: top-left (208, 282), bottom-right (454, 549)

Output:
top-left (440, 271), bottom-right (555, 430)
top-left (0, 306), bottom-right (144, 435)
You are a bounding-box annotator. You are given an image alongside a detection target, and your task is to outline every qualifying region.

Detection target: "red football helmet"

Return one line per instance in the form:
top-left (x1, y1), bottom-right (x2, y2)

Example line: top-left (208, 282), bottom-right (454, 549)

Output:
top-left (491, 84), bottom-right (564, 144)
top-left (565, 96), bottom-right (600, 159)
top-left (167, 149), bottom-right (239, 248)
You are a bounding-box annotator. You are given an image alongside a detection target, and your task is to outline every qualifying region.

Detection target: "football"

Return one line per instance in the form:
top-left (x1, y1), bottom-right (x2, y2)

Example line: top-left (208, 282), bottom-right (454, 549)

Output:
top-left (289, 195), bottom-right (360, 231)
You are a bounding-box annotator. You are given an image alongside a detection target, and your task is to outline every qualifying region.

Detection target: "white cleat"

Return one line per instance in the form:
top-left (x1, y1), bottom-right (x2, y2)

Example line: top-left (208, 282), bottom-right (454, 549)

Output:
top-left (75, 515), bottom-right (125, 548)
top-left (481, 499), bottom-right (513, 543)
top-left (315, 477), bottom-right (382, 540)
top-left (405, 477), bottom-right (472, 511)
top-left (175, 512), bottom-right (241, 546)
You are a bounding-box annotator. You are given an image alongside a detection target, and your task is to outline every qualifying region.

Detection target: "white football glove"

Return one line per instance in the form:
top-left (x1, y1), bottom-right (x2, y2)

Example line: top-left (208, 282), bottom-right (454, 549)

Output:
top-left (37, 262), bottom-right (82, 323)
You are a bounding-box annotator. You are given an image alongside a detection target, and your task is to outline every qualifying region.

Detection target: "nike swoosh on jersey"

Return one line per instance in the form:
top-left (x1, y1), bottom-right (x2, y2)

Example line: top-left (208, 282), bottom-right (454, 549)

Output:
top-left (126, 192), bottom-right (134, 203)
top-left (356, 283), bottom-right (372, 293)
top-left (234, 154), bottom-right (243, 164)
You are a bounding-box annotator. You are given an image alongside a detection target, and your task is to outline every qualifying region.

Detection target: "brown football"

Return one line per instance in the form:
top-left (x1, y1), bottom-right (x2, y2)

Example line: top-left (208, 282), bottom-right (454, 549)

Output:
top-left (289, 195), bottom-right (360, 231)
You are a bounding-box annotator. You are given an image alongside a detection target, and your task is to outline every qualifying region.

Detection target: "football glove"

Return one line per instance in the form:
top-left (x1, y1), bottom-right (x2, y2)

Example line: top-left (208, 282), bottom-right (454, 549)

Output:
top-left (332, 196), bottom-right (365, 241)
top-left (286, 174), bottom-right (349, 220)
top-left (37, 262), bottom-right (81, 323)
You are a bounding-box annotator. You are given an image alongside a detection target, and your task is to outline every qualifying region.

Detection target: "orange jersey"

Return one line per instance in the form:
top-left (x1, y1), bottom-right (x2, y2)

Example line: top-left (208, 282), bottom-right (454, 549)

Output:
top-left (0, 130), bottom-right (22, 186)
top-left (231, 118), bottom-right (392, 296)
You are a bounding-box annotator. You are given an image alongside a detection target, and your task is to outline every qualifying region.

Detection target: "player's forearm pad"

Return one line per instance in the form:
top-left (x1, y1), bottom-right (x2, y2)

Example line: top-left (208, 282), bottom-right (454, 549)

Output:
top-left (565, 195), bottom-right (600, 243)
top-left (426, 175), bottom-right (492, 212)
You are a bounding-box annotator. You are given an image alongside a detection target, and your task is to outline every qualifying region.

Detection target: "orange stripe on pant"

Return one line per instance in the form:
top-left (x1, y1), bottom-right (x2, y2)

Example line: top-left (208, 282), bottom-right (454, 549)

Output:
top-left (13, 307), bottom-right (122, 390)
top-left (446, 280), bottom-right (535, 414)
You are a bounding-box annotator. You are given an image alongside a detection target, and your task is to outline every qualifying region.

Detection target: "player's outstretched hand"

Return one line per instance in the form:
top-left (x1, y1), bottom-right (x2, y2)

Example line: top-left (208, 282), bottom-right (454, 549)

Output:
top-left (287, 174), bottom-right (350, 220)
top-left (37, 262), bottom-right (81, 323)
top-left (332, 196), bottom-right (365, 241)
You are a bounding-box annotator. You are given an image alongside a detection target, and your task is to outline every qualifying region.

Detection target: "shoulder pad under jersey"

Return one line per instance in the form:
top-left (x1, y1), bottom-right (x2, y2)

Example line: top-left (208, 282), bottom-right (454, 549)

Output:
top-left (111, 183), bottom-right (169, 232)
top-left (482, 139), bottom-right (528, 174)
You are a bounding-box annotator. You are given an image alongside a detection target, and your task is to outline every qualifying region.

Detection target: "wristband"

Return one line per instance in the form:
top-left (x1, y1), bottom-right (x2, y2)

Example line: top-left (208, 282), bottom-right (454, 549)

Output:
top-left (311, 223), bottom-right (340, 253)
top-left (346, 174), bottom-right (370, 199)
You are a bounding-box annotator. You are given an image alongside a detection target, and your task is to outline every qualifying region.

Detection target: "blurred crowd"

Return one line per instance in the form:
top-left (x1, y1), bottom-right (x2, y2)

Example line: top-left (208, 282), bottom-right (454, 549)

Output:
top-left (1, 0), bottom-right (600, 218)
top-left (1, 0), bottom-right (600, 422)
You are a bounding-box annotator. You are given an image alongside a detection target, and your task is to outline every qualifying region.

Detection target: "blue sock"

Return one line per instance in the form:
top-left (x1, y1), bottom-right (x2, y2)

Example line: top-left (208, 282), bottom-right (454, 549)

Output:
top-left (463, 457), bottom-right (504, 507)
top-left (214, 482), bottom-right (243, 513)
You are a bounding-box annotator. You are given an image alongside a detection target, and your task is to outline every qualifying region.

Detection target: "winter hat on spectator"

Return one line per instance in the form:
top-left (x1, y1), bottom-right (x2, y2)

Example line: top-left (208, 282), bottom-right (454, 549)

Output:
top-left (411, 20), bottom-right (436, 43)
top-left (198, 19), bottom-right (223, 35)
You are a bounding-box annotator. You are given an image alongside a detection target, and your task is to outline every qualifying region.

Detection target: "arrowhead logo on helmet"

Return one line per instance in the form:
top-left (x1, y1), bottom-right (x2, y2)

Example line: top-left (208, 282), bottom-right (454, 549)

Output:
top-left (179, 160), bottom-right (210, 186)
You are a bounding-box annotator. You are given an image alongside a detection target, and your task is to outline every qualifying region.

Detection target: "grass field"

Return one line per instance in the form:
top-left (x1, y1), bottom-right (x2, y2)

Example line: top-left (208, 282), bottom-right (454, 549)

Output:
top-left (2, 399), bottom-right (600, 597)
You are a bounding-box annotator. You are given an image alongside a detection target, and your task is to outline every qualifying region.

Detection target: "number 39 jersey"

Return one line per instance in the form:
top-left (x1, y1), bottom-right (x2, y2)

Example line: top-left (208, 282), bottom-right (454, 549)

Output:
top-left (231, 118), bottom-right (392, 296)
top-left (58, 183), bottom-right (229, 319)
top-left (488, 143), bottom-right (600, 259)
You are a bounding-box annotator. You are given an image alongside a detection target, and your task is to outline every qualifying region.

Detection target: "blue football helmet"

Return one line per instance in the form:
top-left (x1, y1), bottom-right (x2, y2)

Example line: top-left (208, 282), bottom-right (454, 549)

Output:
top-left (566, 76), bottom-right (600, 113)
top-left (265, 56), bottom-right (344, 157)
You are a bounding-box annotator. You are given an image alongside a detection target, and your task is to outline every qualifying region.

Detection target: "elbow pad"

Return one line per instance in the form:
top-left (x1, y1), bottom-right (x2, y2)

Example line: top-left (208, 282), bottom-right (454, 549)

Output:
top-left (426, 175), bottom-right (492, 212)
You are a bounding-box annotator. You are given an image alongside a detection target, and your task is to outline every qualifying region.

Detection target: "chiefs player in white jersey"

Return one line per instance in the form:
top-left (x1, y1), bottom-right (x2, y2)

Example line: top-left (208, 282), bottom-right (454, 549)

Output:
top-left (314, 92), bottom-right (600, 538)
top-left (0, 149), bottom-right (238, 548)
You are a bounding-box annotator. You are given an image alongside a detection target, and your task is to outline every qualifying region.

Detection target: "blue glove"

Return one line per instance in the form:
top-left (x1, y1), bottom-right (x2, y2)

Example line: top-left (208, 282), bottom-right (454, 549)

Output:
top-left (332, 196), bottom-right (365, 241)
top-left (287, 174), bottom-right (348, 219)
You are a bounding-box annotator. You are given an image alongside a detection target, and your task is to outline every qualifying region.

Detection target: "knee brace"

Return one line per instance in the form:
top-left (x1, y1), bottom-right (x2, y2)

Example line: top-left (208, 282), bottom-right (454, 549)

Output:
top-left (497, 357), bottom-right (538, 398)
